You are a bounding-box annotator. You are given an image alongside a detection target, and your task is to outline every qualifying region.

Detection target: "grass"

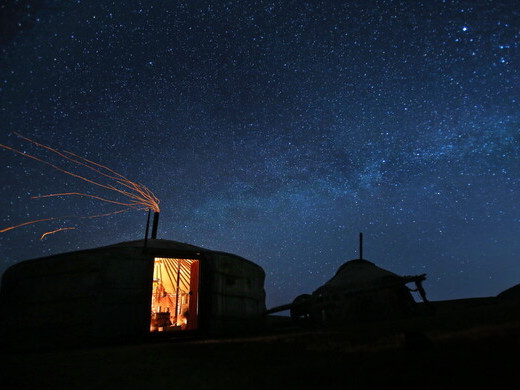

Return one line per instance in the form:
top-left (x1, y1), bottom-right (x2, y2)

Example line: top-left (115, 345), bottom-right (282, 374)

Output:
top-left (2, 298), bottom-right (520, 389)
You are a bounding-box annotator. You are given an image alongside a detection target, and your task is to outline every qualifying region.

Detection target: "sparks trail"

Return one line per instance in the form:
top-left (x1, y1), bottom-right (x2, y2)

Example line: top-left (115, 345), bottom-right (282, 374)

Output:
top-left (10, 133), bottom-right (160, 212)
top-left (0, 208), bottom-right (131, 238)
top-left (0, 134), bottom-right (160, 238)
top-left (0, 218), bottom-right (55, 234)
top-left (40, 227), bottom-right (76, 240)
top-left (31, 192), bottom-right (141, 208)
top-left (80, 208), bottom-right (132, 219)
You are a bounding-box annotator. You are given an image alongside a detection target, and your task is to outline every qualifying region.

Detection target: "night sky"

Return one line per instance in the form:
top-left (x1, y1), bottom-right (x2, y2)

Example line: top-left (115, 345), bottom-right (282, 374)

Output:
top-left (1, 0), bottom-right (519, 308)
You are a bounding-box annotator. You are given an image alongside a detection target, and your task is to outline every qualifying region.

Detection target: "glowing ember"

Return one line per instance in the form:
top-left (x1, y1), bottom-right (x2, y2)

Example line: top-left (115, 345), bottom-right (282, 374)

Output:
top-left (0, 133), bottom-right (160, 238)
top-left (40, 227), bottom-right (76, 240)
top-left (0, 218), bottom-right (55, 234)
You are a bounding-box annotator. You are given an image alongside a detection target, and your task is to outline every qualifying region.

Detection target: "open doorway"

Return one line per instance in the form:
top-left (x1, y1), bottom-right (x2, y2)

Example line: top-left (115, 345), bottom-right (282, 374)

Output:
top-left (150, 258), bottom-right (199, 332)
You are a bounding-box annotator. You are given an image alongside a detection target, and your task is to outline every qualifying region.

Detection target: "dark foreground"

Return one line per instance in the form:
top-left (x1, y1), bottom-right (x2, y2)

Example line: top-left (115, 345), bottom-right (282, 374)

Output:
top-left (2, 299), bottom-right (520, 390)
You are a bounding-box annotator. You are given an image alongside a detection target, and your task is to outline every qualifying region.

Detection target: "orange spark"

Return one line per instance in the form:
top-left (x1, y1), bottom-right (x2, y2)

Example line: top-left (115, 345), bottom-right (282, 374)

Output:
top-left (0, 208), bottom-right (131, 235)
top-left (7, 133), bottom-right (160, 212)
top-left (31, 192), bottom-right (141, 208)
top-left (0, 218), bottom-right (55, 234)
top-left (0, 133), bottom-right (161, 238)
top-left (40, 227), bottom-right (76, 240)
top-left (80, 208), bottom-right (131, 219)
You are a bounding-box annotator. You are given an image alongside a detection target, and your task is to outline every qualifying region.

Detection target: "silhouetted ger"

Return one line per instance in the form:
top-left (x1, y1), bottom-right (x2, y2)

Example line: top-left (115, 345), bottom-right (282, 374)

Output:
top-left (267, 233), bottom-right (430, 326)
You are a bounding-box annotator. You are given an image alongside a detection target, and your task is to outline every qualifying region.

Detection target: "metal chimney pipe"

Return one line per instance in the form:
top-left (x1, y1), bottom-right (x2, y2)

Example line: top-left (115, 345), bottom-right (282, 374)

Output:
top-left (151, 211), bottom-right (160, 239)
top-left (144, 209), bottom-right (151, 248)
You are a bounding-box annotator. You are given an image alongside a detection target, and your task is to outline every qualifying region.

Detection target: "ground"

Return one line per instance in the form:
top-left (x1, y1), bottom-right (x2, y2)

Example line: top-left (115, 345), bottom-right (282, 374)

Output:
top-left (2, 299), bottom-right (520, 389)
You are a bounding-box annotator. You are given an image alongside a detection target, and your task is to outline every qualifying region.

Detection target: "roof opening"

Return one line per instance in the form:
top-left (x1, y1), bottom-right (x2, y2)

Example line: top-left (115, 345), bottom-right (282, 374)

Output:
top-left (150, 257), bottom-right (199, 332)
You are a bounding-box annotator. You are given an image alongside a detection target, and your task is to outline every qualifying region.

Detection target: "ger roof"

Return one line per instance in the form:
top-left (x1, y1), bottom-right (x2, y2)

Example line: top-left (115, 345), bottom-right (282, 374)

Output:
top-left (317, 259), bottom-right (405, 292)
top-left (4, 239), bottom-right (263, 273)
top-left (108, 238), bottom-right (208, 252)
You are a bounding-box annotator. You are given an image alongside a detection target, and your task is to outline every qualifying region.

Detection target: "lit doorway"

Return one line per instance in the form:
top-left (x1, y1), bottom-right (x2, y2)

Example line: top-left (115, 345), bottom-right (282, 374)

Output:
top-left (150, 258), bottom-right (199, 332)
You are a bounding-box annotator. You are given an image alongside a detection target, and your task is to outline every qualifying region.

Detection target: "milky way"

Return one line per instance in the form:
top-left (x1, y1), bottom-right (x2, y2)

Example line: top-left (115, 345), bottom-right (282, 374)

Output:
top-left (1, 0), bottom-right (519, 307)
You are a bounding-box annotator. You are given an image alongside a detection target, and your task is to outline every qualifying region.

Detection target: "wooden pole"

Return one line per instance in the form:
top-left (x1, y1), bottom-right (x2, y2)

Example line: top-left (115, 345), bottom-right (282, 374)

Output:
top-left (175, 260), bottom-right (181, 325)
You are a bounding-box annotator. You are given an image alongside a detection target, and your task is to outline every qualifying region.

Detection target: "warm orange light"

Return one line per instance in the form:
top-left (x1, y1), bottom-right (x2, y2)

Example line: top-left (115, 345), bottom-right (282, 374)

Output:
top-left (0, 133), bottom-right (160, 238)
top-left (150, 258), bottom-right (199, 332)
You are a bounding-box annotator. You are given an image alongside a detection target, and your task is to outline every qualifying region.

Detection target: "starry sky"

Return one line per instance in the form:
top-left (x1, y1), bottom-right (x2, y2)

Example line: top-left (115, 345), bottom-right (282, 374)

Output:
top-left (1, 0), bottom-right (519, 308)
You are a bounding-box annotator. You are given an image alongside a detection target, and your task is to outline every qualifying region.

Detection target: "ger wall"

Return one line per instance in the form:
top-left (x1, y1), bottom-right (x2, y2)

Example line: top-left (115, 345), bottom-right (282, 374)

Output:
top-left (0, 241), bottom-right (268, 349)
top-left (207, 253), bottom-right (266, 333)
top-left (0, 248), bottom-right (152, 350)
